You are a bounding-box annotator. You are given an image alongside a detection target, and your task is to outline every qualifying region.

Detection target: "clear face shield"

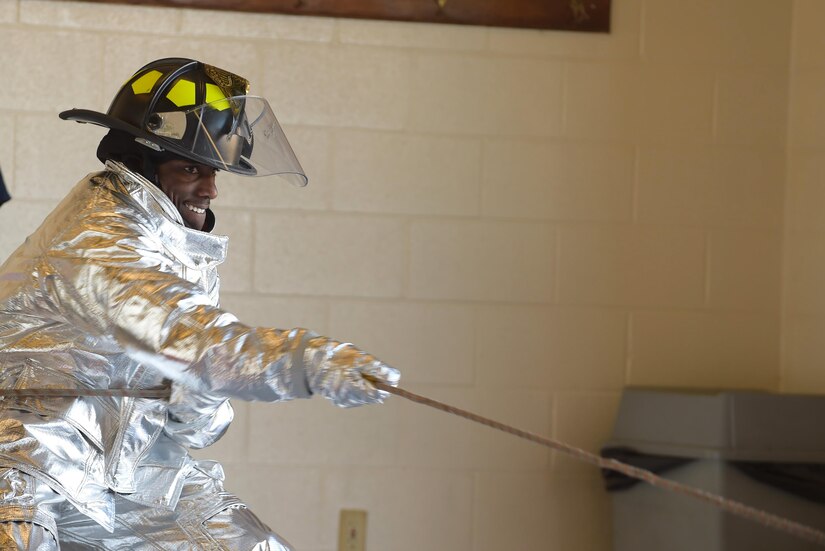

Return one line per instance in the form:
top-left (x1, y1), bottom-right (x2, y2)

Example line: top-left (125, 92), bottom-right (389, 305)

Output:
top-left (147, 95), bottom-right (307, 187)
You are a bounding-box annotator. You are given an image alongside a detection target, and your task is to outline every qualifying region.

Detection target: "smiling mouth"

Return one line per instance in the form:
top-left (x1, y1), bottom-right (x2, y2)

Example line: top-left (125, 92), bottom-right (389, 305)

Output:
top-left (184, 202), bottom-right (207, 215)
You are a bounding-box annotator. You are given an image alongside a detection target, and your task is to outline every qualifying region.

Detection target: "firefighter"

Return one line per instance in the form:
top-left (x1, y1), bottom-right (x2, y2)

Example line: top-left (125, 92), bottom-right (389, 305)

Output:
top-left (0, 58), bottom-right (399, 550)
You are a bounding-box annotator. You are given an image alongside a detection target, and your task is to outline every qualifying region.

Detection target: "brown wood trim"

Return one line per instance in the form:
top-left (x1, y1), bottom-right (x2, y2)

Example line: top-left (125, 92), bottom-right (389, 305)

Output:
top-left (75, 0), bottom-right (611, 32)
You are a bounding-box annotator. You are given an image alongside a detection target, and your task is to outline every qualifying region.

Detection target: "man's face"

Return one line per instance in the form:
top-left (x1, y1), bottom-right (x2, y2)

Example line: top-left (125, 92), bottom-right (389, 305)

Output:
top-left (156, 160), bottom-right (218, 231)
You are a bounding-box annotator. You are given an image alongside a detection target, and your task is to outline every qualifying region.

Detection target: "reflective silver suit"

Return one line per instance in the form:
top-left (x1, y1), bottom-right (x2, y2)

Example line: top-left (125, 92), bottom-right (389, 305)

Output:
top-left (0, 162), bottom-right (398, 549)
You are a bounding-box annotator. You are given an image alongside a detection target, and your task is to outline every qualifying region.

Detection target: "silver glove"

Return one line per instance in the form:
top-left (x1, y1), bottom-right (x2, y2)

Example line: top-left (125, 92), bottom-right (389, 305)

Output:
top-left (303, 337), bottom-right (400, 408)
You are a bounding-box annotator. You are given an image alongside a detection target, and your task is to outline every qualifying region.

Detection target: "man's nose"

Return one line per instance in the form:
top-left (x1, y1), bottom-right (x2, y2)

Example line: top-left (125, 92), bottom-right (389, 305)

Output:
top-left (197, 173), bottom-right (218, 200)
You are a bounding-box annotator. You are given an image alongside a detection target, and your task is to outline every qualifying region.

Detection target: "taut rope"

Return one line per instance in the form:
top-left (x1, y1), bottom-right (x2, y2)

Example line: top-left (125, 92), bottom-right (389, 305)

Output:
top-left (6, 382), bottom-right (825, 545)
top-left (0, 388), bottom-right (171, 399)
top-left (372, 380), bottom-right (825, 547)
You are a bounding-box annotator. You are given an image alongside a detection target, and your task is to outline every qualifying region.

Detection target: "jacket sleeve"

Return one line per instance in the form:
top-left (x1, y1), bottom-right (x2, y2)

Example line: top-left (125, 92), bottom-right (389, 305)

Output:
top-left (42, 192), bottom-right (397, 410)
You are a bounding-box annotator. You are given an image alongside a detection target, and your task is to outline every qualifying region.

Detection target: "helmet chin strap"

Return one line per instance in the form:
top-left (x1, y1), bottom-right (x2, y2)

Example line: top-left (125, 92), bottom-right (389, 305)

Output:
top-left (203, 209), bottom-right (216, 233)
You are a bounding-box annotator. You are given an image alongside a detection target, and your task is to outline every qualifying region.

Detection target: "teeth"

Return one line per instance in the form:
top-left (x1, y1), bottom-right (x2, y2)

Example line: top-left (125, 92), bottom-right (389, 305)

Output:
top-left (185, 203), bottom-right (206, 214)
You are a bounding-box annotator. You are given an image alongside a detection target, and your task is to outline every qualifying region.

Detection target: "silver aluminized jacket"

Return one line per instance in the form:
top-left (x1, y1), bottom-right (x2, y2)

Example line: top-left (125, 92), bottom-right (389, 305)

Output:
top-left (0, 161), bottom-right (397, 534)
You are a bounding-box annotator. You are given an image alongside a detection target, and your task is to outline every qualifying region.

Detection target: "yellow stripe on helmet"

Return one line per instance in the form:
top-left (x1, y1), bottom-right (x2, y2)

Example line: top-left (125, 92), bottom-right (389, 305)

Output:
top-left (205, 83), bottom-right (231, 111)
top-left (131, 70), bottom-right (163, 95)
top-left (166, 79), bottom-right (196, 107)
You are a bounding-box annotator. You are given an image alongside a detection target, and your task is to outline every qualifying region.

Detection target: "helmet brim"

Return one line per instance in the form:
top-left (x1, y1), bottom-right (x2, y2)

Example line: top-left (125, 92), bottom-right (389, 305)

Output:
top-left (59, 108), bottom-right (258, 176)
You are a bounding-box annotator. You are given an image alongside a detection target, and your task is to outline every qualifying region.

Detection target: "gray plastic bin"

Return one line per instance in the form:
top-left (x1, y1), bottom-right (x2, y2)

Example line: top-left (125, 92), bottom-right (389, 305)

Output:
top-left (603, 388), bottom-right (825, 551)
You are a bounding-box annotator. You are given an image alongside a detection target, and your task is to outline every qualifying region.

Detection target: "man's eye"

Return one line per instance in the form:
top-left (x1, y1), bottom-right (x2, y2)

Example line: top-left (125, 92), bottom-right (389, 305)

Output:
top-left (182, 166), bottom-right (199, 175)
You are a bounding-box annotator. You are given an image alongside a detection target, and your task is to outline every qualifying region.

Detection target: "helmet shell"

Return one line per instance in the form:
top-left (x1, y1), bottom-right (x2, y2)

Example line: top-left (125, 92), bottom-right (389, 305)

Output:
top-left (61, 58), bottom-right (256, 175)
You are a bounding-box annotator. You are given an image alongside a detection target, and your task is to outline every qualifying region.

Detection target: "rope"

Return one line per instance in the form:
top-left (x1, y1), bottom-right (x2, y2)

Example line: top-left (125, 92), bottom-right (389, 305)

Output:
top-left (7, 381), bottom-right (825, 545)
top-left (0, 388), bottom-right (171, 399)
top-left (371, 380), bottom-right (825, 547)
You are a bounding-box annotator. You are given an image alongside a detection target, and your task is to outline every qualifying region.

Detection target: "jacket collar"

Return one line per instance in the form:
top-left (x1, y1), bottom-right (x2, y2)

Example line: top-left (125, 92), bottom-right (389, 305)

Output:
top-left (103, 161), bottom-right (228, 270)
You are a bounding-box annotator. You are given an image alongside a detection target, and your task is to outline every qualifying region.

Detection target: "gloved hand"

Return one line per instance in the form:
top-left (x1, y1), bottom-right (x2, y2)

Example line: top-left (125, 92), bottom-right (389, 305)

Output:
top-left (304, 339), bottom-right (400, 408)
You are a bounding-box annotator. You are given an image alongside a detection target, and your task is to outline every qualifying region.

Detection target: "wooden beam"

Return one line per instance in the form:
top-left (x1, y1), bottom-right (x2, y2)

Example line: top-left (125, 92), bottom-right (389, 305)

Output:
top-left (75, 0), bottom-right (611, 32)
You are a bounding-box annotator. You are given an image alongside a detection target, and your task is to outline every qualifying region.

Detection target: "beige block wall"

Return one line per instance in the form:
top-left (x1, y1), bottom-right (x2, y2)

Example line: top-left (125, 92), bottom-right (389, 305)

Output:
top-left (784, 0), bottom-right (825, 393)
top-left (0, 0), bottom-right (797, 549)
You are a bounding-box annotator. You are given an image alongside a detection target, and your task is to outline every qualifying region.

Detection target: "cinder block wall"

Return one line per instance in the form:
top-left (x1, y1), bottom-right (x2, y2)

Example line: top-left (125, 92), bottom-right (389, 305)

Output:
top-left (783, 0), bottom-right (825, 394)
top-left (0, 1), bottom-right (795, 549)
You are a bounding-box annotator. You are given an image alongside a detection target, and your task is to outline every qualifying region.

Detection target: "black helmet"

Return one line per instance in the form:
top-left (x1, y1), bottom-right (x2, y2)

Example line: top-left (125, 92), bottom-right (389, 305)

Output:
top-left (60, 57), bottom-right (306, 186)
